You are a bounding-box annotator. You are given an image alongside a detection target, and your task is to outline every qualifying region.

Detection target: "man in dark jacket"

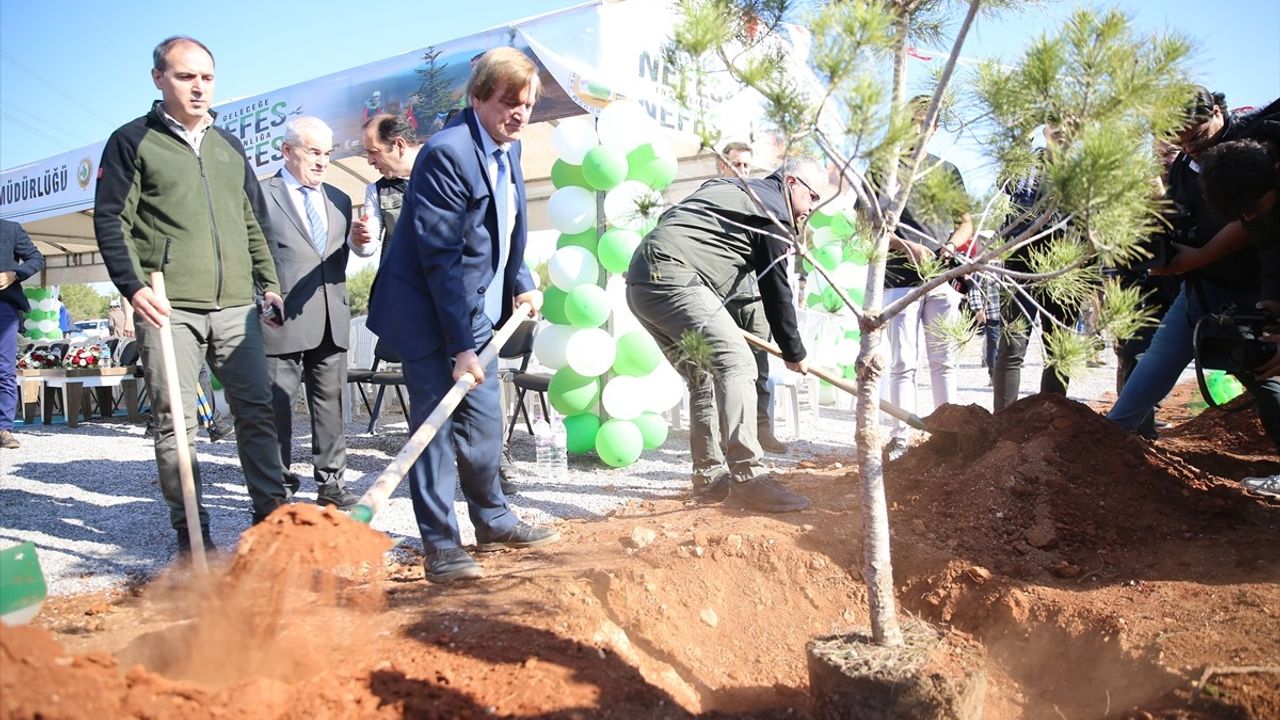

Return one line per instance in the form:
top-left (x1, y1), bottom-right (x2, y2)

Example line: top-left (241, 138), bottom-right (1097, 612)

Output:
top-left (94, 36), bottom-right (288, 555)
top-left (626, 159), bottom-right (819, 513)
top-left (0, 219), bottom-right (45, 450)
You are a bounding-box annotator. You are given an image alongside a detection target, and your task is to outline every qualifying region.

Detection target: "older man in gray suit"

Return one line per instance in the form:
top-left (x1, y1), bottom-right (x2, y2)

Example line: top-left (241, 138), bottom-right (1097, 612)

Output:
top-left (260, 116), bottom-right (374, 508)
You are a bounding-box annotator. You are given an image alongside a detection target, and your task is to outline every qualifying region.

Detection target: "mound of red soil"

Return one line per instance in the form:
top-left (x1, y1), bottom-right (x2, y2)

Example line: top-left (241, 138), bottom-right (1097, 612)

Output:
top-left (890, 394), bottom-right (1276, 585)
top-left (1159, 397), bottom-right (1280, 479)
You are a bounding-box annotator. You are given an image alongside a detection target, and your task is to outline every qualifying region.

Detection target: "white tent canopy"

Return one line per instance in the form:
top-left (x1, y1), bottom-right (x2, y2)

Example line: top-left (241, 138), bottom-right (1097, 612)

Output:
top-left (1, 0), bottom-right (820, 286)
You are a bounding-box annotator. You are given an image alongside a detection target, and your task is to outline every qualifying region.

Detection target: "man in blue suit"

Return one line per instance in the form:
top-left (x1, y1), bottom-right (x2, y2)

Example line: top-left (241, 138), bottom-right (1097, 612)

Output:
top-left (368, 47), bottom-right (555, 583)
top-left (1, 220), bottom-right (46, 450)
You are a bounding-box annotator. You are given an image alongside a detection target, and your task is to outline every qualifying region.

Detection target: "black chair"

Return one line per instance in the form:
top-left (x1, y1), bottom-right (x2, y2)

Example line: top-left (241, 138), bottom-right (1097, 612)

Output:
top-left (364, 339), bottom-right (409, 435)
top-left (500, 320), bottom-right (553, 442)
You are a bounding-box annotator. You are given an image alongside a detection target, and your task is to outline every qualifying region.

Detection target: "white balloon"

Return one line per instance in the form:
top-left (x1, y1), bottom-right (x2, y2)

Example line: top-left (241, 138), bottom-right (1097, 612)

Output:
top-left (565, 327), bottom-right (615, 377)
top-left (37, 319), bottom-right (55, 333)
top-left (832, 261), bottom-right (865, 290)
top-left (835, 338), bottom-right (860, 366)
top-left (603, 180), bottom-right (663, 230)
top-left (548, 246), bottom-right (600, 291)
top-left (602, 375), bottom-right (646, 420)
top-left (596, 100), bottom-right (656, 152)
top-left (38, 298), bottom-right (56, 312)
top-left (642, 362), bottom-right (686, 413)
top-left (606, 274), bottom-right (642, 336)
top-left (532, 323), bottom-right (576, 370)
top-left (547, 186), bottom-right (597, 235)
top-left (552, 116), bottom-right (600, 164)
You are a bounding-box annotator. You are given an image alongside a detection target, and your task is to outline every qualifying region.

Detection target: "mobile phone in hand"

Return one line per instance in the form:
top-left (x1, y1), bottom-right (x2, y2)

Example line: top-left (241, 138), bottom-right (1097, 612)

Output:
top-left (261, 301), bottom-right (283, 325)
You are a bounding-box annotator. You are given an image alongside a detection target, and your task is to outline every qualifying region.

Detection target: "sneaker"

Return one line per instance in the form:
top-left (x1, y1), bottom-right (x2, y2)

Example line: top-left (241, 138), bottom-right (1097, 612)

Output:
top-left (758, 432), bottom-right (790, 455)
top-left (692, 471), bottom-right (731, 503)
top-left (1241, 475), bottom-right (1280, 499)
top-left (0, 430), bottom-right (19, 450)
top-left (884, 438), bottom-right (909, 462)
top-left (724, 476), bottom-right (810, 513)
top-left (317, 484), bottom-right (361, 511)
top-left (474, 522), bottom-right (561, 553)
top-left (425, 547), bottom-right (484, 583)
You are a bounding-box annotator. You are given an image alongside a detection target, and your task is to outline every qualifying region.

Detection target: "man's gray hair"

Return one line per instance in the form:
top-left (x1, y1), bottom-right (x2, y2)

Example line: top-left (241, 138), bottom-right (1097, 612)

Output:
top-left (779, 156), bottom-right (822, 179)
top-left (284, 116), bottom-right (333, 147)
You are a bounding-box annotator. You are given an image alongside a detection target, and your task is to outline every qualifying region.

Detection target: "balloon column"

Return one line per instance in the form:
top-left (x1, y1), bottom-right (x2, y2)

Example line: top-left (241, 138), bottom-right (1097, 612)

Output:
top-left (803, 206), bottom-right (869, 387)
top-left (538, 100), bottom-right (683, 468)
top-left (21, 288), bottom-right (64, 341)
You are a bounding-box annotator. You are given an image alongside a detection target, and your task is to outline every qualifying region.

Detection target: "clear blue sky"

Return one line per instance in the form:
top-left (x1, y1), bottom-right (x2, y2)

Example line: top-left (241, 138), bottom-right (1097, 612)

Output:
top-left (1, 0), bottom-right (1276, 170)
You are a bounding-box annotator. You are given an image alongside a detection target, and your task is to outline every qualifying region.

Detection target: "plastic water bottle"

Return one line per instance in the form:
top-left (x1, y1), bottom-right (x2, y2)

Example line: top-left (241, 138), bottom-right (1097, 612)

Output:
top-left (532, 415), bottom-right (553, 477)
top-left (550, 412), bottom-right (568, 480)
top-left (99, 341), bottom-right (112, 368)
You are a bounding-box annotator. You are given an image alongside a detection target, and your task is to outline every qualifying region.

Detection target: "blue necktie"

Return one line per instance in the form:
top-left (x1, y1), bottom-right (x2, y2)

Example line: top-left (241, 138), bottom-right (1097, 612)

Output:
top-left (485, 148), bottom-right (512, 323)
top-left (300, 186), bottom-right (327, 255)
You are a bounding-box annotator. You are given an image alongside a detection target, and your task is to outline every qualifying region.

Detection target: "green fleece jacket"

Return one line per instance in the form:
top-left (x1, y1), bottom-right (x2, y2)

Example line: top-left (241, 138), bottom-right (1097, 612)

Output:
top-left (94, 102), bottom-right (279, 309)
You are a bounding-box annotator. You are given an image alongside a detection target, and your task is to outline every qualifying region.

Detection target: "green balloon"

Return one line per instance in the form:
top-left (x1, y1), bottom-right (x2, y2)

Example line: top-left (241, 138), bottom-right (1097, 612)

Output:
top-left (843, 241), bottom-right (870, 265)
top-left (551, 160), bottom-right (588, 189)
top-left (808, 211), bottom-right (833, 229)
top-left (1205, 370), bottom-right (1245, 405)
top-left (843, 363), bottom-right (858, 380)
top-left (845, 285), bottom-right (866, 308)
top-left (597, 227), bottom-right (642, 274)
top-left (613, 330), bottom-right (662, 376)
top-left (821, 286), bottom-right (843, 312)
top-left (595, 419), bottom-right (644, 467)
top-left (813, 243), bottom-right (842, 271)
top-left (625, 143), bottom-right (677, 190)
top-left (829, 211), bottom-right (856, 239)
top-left (557, 229), bottom-right (598, 254)
top-left (563, 284), bottom-right (611, 329)
top-left (806, 291), bottom-right (824, 309)
top-left (549, 368), bottom-right (601, 416)
top-left (542, 286), bottom-right (570, 325)
top-left (564, 413), bottom-right (602, 454)
top-left (551, 160), bottom-right (587, 189)
top-left (582, 145), bottom-right (628, 191)
top-left (632, 412), bottom-right (669, 450)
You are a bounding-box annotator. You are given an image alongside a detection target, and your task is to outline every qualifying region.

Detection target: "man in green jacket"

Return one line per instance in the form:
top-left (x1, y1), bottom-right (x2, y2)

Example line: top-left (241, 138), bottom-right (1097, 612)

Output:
top-left (94, 35), bottom-right (289, 556)
top-left (626, 159), bottom-right (820, 513)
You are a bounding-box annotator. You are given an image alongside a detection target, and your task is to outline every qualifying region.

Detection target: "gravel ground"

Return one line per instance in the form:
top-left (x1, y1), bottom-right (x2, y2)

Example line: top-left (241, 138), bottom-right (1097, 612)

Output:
top-left (0, 335), bottom-right (1192, 596)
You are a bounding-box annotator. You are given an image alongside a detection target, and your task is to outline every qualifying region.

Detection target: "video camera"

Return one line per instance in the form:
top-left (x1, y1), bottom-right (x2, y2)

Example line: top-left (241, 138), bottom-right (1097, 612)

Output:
top-left (1196, 306), bottom-right (1279, 374)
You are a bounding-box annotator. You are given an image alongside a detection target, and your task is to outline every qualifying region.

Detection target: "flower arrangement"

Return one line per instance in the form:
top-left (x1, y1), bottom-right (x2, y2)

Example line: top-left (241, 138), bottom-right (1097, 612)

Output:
top-left (63, 345), bottom-right (103, 369)
top-left (17, 347), bottom-right (58, 370)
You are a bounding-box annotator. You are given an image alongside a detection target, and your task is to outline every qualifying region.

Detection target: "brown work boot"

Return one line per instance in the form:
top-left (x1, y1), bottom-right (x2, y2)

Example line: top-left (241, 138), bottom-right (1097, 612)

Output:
top-left (0, 430), bottom-right (19, 450)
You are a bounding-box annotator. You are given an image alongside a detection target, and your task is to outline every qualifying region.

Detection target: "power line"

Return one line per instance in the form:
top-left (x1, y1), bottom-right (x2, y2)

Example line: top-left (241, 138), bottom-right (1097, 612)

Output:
top-left (0, 110), bottom-right (79, 152)
top-left (1, 48), bottom-right (116, 125)
top-left (0, 101), bottom-right (91, 147)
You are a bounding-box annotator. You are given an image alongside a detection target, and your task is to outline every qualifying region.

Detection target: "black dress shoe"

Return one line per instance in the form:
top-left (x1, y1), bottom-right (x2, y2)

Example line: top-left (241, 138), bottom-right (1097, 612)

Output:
top-left (207, 423), bottom-right (235, 443)
top-left (474, 522), bottom-right (561, 552)
top-left (724, 476), bottom-right (810, 513)
top-left (425, 547), bottom-right (484, 583)
top-left (499, 450), bottom-right (519, 495)
top-left (317, 484), bottom-right (360, 511)
top-left (176, 527), bottom-right (216, 557)
top-left (284, 472), bottom-right (304, 500)
top-left (758, 432), bottom-right (790, 454)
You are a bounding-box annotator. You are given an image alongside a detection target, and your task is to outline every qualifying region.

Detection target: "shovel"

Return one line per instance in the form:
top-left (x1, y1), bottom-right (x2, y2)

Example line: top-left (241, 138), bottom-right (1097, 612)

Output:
top-left (0, 542), bottom-right (47, 626)
top-left (350, 303), bottom-right (534, 525)
top-left (742, 330), bottom-right (933, 433)
top-left (151, 254), bottom-right (207, 574)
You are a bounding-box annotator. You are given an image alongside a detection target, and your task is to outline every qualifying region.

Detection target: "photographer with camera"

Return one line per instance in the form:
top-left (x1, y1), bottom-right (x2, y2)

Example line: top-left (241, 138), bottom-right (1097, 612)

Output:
top-left (1106, 88), bottom-right (1280, 455)
top-left (1198, 99), bottom-right (1280, 381)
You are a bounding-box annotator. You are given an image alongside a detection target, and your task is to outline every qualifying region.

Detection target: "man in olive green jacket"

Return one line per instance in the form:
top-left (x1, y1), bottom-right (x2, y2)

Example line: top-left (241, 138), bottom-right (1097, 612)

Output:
top-left (94, 36), bottom-right (288, 554)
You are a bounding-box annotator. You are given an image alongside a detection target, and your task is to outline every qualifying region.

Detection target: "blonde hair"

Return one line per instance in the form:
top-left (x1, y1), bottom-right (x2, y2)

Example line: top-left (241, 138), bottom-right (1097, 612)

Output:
top-left (467, 47), bottom-right (540, 104)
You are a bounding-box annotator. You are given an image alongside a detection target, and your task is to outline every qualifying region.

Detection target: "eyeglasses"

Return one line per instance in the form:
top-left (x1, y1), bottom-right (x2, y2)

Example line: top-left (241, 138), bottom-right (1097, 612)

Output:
top-left (794, 176), bottom-right (821, 204)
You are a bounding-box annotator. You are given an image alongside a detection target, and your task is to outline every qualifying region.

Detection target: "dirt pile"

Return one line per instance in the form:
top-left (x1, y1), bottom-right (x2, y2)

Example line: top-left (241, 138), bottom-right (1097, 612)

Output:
top-left (1159, 396), bottom-right (1280, 479)
top-left (5, 395), bottom-right (1278, 719)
